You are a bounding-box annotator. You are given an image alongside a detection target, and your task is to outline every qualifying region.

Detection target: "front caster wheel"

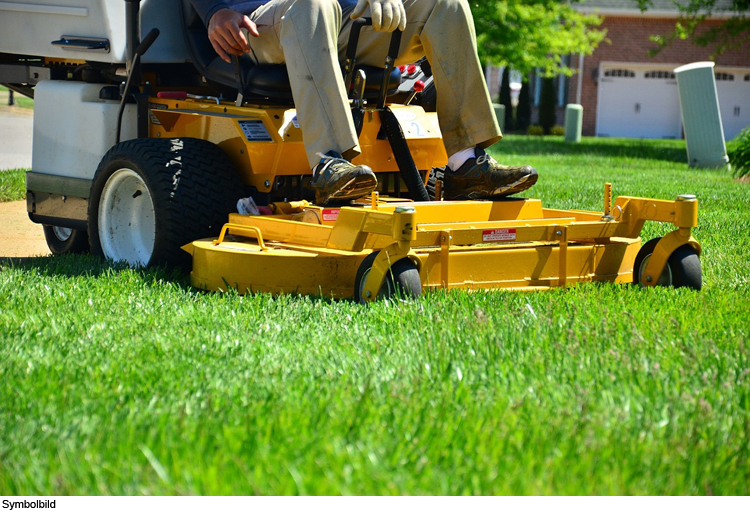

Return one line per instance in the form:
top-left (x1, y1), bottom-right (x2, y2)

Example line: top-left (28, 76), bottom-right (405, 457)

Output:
top-left (633, 237), bottom-right (702, 290)
top-left (42, 225), bottom-right (89, 255)
top-left (354, 251), bottom-right (422, 304)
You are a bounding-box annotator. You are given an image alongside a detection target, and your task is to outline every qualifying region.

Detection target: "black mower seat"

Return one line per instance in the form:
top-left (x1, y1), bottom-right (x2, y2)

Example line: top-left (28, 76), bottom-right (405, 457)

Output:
top-left (179, 0), bottom-right (402, 100)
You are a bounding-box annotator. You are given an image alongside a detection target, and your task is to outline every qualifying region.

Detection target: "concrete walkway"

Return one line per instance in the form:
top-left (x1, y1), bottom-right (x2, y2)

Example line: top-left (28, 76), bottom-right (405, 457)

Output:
top-left (0, 109), bottom-right (46, 257)
top-left (0, 200), bottom-right (49, 257)
top-left (0, 112), bottom-right (33, 170)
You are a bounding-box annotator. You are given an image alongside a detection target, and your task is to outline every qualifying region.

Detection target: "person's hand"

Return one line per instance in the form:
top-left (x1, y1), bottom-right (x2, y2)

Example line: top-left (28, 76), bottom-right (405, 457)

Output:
top-left (351, 0), bottom-right (407, 32)
top-left (207, 8), bottom-right (259, 63)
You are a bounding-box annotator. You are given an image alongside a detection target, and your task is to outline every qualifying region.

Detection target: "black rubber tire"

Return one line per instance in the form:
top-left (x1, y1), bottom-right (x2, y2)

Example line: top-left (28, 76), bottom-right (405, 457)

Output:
top-left (88, 138), bottom-right (242, 269)
top-left (425, 166), bottom-right (445, 201)
top-left (633, 237), bottom-right (702, 290)
top-left (42, 225), bottom-right (89, 255)
top-left (354, 251), bottom-right (422, 304)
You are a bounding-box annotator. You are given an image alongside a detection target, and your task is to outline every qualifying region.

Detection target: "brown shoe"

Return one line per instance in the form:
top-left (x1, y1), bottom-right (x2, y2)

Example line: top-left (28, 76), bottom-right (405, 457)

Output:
top-left (443, 148), bottom-right (538, 200)
top-left (309, 151), bottom-right (378, 205)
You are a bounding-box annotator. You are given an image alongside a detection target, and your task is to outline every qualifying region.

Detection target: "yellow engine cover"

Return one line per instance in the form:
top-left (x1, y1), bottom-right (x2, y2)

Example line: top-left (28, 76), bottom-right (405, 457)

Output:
top-left (148, 98), bottom-right (447, 193)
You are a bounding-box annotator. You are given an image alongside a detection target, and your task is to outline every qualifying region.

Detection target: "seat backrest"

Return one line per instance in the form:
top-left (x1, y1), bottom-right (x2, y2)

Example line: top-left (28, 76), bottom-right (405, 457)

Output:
top-left (179, 0), bottom-right (246, 89)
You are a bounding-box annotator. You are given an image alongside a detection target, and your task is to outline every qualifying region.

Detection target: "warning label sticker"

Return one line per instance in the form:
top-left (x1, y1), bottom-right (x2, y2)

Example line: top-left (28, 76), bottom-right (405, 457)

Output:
top-left (149, 110), bottom-right (162, 126)
top-left (238, 120), bottom-right (273, 142)
top-left (483, 228), bottom-right (517, 242)
top-left (322, 209), bottom-right (340, 222)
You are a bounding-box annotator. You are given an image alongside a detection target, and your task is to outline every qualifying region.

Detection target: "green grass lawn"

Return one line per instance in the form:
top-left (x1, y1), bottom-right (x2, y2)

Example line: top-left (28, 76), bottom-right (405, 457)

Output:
top-left (0, 167), bottom-right (26, 202)
top-left (1, 136), bottom-right (748, 495)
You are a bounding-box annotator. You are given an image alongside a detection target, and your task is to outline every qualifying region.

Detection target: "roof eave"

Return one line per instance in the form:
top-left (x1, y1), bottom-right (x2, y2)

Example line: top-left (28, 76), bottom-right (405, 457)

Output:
top-left (574, 7), bottom-right (738, 20)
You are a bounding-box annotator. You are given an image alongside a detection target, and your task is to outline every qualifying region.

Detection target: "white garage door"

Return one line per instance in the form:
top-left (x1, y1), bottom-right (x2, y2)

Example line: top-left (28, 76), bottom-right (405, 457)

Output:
top-left (596, 64), bottom-right (682, 139)
top-left (715, 70), bottom-right (750, 140)
top-left (597, 62), bottom-right (750, 141)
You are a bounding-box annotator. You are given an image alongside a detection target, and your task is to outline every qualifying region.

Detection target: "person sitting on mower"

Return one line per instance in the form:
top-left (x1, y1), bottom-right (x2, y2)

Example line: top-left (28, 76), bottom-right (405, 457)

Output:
top-left (190, 0), bottom-right (538, 204)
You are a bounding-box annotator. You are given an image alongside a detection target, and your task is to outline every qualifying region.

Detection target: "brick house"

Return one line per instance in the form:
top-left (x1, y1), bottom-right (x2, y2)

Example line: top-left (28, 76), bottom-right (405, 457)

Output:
top-left (530, 0), bottom-right (749, 139)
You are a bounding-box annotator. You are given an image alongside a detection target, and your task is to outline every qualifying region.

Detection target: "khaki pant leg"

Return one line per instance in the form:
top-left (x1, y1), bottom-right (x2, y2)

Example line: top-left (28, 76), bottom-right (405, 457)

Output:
top-left (341, 0), bottom-right (501, 157)
top-left (246, 0), bottom-right (360, 168)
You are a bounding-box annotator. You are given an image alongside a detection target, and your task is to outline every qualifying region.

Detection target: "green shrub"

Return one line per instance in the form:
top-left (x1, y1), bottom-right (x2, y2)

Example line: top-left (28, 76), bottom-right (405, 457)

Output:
top-left (551, 125), bottom-right (565, 136)
top-left (539, 76), bottom-right (556, 134)
top-left (727, 126), bottom-right (750, 178)
top-left (527, 124), bottom-right (544, 136)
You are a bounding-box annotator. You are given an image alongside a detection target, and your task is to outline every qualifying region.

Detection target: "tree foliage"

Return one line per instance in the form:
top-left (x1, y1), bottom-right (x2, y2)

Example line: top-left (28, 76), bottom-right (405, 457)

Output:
top-left (634, 0), bottom-right (750, 57)
top-left (470, 1), bottom-right (607, 76)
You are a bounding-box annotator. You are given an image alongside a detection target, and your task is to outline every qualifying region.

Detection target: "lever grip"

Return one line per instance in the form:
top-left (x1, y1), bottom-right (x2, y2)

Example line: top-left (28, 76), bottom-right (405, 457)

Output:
top-left (135, 28), bottom-right (160, 57)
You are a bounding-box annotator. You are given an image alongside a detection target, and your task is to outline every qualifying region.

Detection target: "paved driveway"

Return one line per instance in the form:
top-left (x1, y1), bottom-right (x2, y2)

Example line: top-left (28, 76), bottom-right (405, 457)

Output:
top-left (0, 112), bottom-right (33, 170)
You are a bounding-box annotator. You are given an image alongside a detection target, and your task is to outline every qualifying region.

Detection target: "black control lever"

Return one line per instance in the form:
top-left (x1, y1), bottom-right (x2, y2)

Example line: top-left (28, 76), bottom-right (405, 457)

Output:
top-left (135, 27), bottom-right (160, 57)
top-left (116, 27), bottom-right (160, 144)
top-left (343, 17), bottom-right (401, 108)
top-left (342, 18), bottom-right (428, 201)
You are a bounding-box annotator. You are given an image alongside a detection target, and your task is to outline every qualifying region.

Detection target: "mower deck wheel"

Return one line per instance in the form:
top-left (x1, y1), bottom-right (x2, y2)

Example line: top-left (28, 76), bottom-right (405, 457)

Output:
top-left (634, 237), bottom-right (702, 290)
top-left (354, 251), bottom-right (422, 304)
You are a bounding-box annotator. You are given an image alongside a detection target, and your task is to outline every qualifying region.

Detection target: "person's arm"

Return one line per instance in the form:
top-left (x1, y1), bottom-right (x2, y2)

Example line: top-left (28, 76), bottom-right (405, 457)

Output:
top-left (190, 0), bottom-right (230, 27)
top-left (189, 0), bottom-right (259, 63)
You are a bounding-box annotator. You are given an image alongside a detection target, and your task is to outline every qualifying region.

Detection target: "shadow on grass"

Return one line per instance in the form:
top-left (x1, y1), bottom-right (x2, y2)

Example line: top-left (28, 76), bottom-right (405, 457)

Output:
top-left (0, 253), bottom-right (346, 304)
top-left (0, 253), bottom-right (193, 290)
top-left (494, 136), bottom-right (688, 164)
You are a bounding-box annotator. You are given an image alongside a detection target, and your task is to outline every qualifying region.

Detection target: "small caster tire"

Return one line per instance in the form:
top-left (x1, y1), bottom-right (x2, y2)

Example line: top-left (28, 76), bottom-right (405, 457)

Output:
top-left (354, 251), bottom-right (422, 304)
top-left (634, 237), bottom-right (702, 290)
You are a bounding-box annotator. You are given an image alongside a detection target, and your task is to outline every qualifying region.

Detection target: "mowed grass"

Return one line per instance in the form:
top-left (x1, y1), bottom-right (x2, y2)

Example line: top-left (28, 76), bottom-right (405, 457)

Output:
top-left (1, 136), bottom-right (748, 495)
top-left (0, 168), bottom-right (27, 202)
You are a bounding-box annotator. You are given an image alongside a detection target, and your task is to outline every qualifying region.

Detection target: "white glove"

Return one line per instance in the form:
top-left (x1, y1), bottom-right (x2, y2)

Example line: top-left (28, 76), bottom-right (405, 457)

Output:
top-left (351, 0), bottom-right (407, 32)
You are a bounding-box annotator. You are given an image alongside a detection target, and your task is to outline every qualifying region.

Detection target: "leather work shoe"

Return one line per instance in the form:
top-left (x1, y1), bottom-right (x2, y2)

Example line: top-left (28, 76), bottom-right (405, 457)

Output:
top-left (442, 148), bottom-right (538, 200)
top-left (309, 151), bottom-right (378, 205)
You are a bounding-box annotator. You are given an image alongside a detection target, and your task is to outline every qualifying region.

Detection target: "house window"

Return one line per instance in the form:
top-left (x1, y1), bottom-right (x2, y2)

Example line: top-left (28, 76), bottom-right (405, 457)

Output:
top-left (715, 72), bottom-right (734, 81)
top-left (645, 71), bottom-right (676, 79)
top-left (604, 69), bottom-right (635, 78)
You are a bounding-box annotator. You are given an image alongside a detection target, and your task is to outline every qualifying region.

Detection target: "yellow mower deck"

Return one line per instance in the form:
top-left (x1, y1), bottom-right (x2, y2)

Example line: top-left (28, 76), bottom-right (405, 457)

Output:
top-left (182, 187), bottom-right (700, 301)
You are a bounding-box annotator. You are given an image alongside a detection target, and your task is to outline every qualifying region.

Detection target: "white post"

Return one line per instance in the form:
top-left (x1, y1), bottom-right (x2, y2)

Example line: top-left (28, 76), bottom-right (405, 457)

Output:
top-left (674, 62), bottom-right (729, 169)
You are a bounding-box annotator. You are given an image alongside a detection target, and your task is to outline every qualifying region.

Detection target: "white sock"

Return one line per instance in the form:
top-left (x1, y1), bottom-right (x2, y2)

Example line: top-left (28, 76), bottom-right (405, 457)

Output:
top-left (447, 147), bottom-right (476, 172)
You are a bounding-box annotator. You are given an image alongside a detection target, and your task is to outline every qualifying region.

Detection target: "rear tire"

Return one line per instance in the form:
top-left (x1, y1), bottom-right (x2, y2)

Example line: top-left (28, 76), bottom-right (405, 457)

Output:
top-left (633, 237), bottom-right (702, 290)
top-left (43, 225), bottom-right (89, 255)
top-left (426, 166), bottom-right (445, 201)
top-left (354, 251), bottom-right (422, 304)
top-left (88, 138), bottom-right (242, 268)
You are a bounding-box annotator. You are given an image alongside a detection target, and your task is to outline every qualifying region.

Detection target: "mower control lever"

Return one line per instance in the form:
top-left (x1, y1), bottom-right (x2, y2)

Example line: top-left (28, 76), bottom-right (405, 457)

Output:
top-left (343, 17), bottom-right (402, 109)
top-left (135, 27), bottom-right (160, 57)
top-left (116, 27), bottom-right (160, 144)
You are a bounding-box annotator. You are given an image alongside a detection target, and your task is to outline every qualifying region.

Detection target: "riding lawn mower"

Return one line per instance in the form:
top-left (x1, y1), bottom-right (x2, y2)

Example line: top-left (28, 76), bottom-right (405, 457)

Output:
top-left (0, 0), bottom-right (702, 302)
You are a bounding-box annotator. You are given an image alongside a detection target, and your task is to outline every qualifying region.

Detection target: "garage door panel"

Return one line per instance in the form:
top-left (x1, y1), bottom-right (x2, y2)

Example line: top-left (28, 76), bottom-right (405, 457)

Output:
top-left (716, 72), bottom-right (750, 140)
top-left (597, 66), bottom-right (682, 139)
top-left (597, 63), bottom-right (750, 141)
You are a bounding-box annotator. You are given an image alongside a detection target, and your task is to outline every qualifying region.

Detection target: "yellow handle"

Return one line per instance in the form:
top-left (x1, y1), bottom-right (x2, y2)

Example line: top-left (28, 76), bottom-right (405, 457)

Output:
top-left (212, 223), bottom-right (267, 251)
